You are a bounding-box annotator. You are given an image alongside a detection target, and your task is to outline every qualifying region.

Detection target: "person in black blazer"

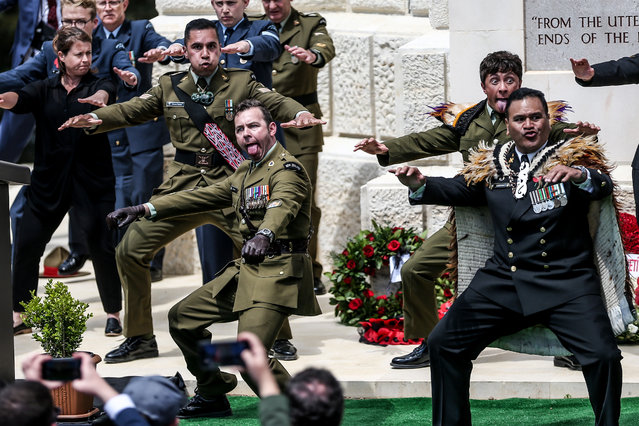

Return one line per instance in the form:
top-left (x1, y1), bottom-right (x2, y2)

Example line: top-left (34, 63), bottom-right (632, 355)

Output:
top-left (571, 55), bottom-right (639, 229)
top-left (392, 87), bottom-right (622, 425)
top-left (0, 26), bottom-right (122, 337)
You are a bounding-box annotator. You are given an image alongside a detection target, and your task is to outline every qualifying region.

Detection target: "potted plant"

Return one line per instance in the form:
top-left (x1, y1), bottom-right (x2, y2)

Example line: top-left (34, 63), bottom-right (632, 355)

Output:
top-left (21, 279), bottom-right (98, 419)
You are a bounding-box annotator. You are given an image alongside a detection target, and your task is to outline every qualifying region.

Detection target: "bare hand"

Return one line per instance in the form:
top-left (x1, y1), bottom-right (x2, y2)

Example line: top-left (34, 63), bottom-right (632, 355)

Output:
top-left (164, 43), bottom-right (186, 57)
top-left (570, 58), bottom-right (595, 82)
top-left (221, 40), bottom-right (251, 54)
top-left (113, 67), bottom-right (138, 86)
top-left (58, 114), bottom-right (102, 130)
top-left (237, 331), bottom-right (280, 397)
top-left (562, 120), bottom-right (600, 136)
top-left (21, 353), bottom-right (63, 390)
top-left (281, 111), bottom-right (326, 128)
top-left (78, 89), bottom-right (109, 108)
top-left (543, 164), bottom-right (584, 184)
top-left (389, 166), bottom-right (426, 191)
top-left (71, 352), bottom-right (119, 402)
top-left (284, 44), bottom-right (317, 64)
top-left (138, 47), bottom-right (168, 63)
top-left (354, 137), bottom-right (389, 155)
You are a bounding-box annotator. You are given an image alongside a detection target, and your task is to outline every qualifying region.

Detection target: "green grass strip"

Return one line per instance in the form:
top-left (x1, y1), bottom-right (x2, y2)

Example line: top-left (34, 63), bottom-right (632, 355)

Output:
top-left (180, 396), bottom-right (639, 425)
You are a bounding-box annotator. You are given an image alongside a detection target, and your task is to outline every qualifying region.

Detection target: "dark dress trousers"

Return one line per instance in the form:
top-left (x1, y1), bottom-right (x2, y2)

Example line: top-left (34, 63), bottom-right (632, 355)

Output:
top-left (412, 143), bottom-right (622, 425)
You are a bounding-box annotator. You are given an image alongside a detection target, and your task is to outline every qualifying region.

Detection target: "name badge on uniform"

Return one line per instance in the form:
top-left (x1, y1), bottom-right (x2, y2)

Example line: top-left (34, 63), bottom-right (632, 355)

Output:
top-left (166, 101), bottom-right (185, 107)
top-left (529, 182), bottom-right (567, 213)
top-left (244, 185), bottom-right (270, 210)
top-left (225, 99), bottom-right (234, 121)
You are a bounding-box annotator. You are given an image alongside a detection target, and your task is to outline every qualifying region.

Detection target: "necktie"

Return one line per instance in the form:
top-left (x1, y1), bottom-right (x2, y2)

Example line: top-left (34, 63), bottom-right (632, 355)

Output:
top-left (108, 33), bottom-right (115, 40)
top-left (223, 28), bottom-right (234, 46)
top-left (47, 0), bottom-right (58, 29)
top-left (515, 154), bottom-right (530, 199)
top-left (196, 77), bottom-right (207, 91)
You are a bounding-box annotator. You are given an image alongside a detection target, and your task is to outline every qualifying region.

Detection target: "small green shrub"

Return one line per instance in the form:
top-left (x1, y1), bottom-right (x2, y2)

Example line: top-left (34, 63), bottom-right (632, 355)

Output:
top-left (21, 279), bottom-right (93, 358)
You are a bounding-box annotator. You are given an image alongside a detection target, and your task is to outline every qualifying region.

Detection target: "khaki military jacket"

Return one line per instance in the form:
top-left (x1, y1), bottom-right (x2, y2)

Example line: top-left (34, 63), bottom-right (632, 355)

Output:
top-left (151, 142), bottom-right (320, 316)
top-left (256, 8), bottom-right (335, 156)
top-left (92, 67), bottom-right (307, 191)
top-left (381, 102), bottom-right (574, 165)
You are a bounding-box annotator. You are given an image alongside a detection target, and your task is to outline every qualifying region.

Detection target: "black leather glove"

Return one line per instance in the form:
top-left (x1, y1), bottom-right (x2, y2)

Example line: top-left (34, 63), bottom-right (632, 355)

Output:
top-left (106, 204), bottom-right (146, 230)
top-left (241, 234), bottom-right (270, 265)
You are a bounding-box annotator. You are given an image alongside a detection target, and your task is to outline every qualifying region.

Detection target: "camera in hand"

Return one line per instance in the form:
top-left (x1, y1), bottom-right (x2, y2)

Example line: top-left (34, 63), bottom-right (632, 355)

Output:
top-left (42, 358), bottom-right (82, 381)
top-left (198, 340), bottom-right (249, 370)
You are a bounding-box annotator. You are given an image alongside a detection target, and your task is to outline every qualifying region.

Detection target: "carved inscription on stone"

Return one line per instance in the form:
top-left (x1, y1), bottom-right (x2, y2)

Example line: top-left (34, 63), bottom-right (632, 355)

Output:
top-left (525, 1), bottom-right (639, 70)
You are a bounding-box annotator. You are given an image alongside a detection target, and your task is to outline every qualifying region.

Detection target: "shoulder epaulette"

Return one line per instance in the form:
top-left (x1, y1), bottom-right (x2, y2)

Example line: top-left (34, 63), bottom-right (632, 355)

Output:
top-left (428, 99), bottom-right (487, 136)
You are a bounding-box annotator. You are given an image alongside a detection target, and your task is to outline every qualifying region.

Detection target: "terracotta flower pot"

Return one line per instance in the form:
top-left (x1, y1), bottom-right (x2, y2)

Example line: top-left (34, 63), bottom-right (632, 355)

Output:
top-left (51, 352), bottom-right (102, 420)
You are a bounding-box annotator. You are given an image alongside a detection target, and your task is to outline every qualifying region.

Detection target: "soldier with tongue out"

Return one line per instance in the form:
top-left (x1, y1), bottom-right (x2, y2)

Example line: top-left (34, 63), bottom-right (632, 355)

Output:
top-left (353, 50), bottom-right (600, 371)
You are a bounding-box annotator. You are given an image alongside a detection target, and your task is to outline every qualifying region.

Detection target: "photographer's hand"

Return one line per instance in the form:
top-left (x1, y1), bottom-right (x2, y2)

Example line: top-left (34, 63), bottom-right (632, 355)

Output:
top-left (21, 353), bottom-right (63, 390)
top-left (238, 331), bottom-right (280, 397)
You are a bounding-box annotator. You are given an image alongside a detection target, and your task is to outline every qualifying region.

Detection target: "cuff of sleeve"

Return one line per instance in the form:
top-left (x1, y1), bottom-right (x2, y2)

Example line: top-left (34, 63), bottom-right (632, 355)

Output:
top-left (409, 184), bottom-right (426, 200)
top-left (574, 168), bottom-right (594, 192)
top-left (310, 49), bottom-right (325, 67)
top-left (239, 40), bottom-right (254, 58)
top-left (104, 394), bottom-right (135, 419)
top-left (145, 202), bottom-right (157, 219)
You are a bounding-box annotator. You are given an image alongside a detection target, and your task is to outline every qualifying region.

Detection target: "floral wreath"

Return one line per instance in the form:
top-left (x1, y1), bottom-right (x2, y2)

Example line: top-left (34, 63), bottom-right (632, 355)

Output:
top-left (617, 212), bottom-right (639, 344)
top-left (327, 221), bottom-right (455, 344)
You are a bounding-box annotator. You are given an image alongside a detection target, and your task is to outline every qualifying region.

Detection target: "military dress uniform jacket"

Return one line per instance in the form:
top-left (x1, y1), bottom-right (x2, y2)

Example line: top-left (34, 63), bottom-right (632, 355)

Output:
top-left (410, 140), bottom-right (614, 316)
top-left (93, 20), bottom-right (172, 155)
top-left (91, 67), bottom-right (307, 191)
top-left (379, 100), bottom-right (574, 165)
top-left (150, 142), bottom-right (321, 316)
top-left (256, 8), bottom-right (335, 156)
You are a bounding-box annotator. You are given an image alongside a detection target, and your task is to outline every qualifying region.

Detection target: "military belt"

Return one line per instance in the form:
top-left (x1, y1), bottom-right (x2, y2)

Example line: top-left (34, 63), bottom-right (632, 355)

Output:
top-left (265, 239), bottom-right (309, 256)
top-left (174, 148), bottom-right (226, 168)
top-left (292, 92), bottom-right (318, 107)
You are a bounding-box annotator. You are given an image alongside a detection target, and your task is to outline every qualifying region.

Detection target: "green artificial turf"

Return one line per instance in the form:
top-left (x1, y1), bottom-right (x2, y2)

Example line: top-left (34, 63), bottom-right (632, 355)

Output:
top-left (179, 396), bottom-right (639, 425)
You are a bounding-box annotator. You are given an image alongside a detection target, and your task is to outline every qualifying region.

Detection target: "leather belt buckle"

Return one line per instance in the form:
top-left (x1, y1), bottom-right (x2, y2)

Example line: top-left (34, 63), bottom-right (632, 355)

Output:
top-left (195, 153), bottom-right (212, 167)
top-left (195, 152), bottom-right (213, 167)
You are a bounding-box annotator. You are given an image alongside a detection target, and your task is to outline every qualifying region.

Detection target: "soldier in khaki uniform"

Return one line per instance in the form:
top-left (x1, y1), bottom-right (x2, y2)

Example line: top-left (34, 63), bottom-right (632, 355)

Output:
top-left (106, 99), bottom-right (321, 419)
top-left (354, 51), bottom-right (598, 370)
top-left (260, 0), bottom-right (336, 296)
top-left (60, 18), bottom-right (324, 365)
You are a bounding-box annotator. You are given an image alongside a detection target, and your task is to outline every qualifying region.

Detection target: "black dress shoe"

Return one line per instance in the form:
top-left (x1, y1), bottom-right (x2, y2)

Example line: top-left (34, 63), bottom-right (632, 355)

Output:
top-left (104, 318), bottom-right (122, 336)
top-left (58, 252), bottom-right (89, 275)
top-left (105, 335), bottom-right (159, 363)
top-left (272, 339), bottom-right (299, 361)
top-left (150, 267), bottom-right (163, 283)
top-left (390, 341), bottom-right (430, 369)
top-left (553, 355), bottom-right (582, 371)
top-left (13, 323), bottom-right (32, 336)
top-left (176, 394), bottom-right (232, 419)
top-left (314, 278), bottom-right (327, 295)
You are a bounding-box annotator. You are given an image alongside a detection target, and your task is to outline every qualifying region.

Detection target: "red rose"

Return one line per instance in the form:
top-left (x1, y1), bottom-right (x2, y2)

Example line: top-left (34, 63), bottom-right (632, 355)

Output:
top-left (413, 235), bottom-right (423, 242)
top-left (342, 249), bottom-right (349, 256)
top-left (438, 299), bottom-right (454, 319)
top-left (635, 280), bottom-right (639, 306)
top-left (441, 272), bottom-right (450, 279)
top-left (392, 227), bottom-right (404, 232)
top-left (387, 240), bottom-right (401, 251)
top-left (346, 260), bottom-right (356, 270)
top-left (376, 295), bottom-right (388, 301)
top-left (348, 298), bottom-right (363, 310)
top-left (366, 233), bottom-right (375, 241)
top-left (343, 276), bottom-right (352, 285)
top-left (363, 244), bottom-right (375, 258)
top-left (444, 288), bottom-right (453, 298)
top-left (364, 289), bottom-right (374, 298)
top-left (377, 306), bottom-right (386, 315)
top-left (363, 266), bottom-right (376, 277)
